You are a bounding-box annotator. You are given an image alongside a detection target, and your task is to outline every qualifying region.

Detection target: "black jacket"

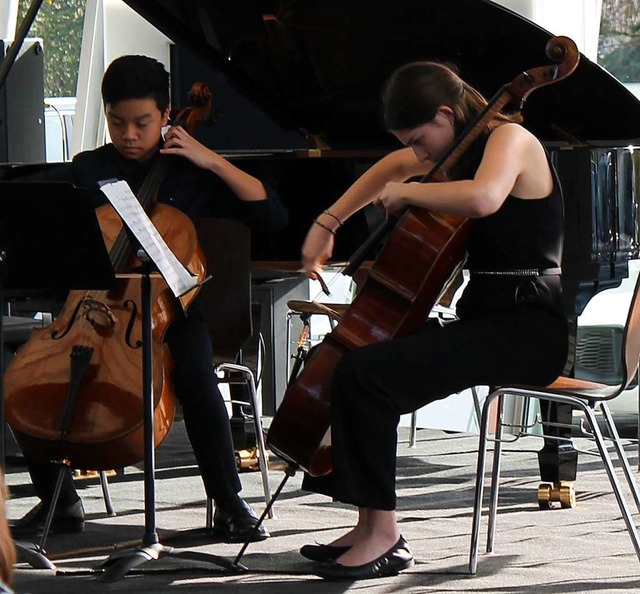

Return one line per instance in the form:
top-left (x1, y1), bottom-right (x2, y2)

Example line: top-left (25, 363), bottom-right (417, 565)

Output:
top-left (37, 143), bottom-right (289, 231)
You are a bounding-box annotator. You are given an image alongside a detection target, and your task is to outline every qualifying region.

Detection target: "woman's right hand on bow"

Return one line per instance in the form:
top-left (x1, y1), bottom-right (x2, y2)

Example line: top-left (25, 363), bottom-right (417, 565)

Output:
top-left (301, 222), bottom-right (335, 282)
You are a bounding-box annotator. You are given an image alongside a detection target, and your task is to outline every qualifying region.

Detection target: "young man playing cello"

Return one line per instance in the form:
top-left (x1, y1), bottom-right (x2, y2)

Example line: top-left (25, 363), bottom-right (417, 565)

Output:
top-left (9, 55), bottom-right (287, 542)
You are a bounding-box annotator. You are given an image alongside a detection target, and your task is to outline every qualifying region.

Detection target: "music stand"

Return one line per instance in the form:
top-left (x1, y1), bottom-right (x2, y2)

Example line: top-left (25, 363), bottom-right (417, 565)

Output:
top-left (97, 253), bottom-right (238, 582)
top-left (85, 180), bottom-right (237, 582)
top-left (0, 181), bottom-right (117, 569)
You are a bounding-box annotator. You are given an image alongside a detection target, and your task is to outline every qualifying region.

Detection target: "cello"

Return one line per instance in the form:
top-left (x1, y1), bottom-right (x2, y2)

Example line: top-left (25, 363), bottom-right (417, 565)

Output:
top-left (3, 96), bottom-right (210, 471)
top-left (267, 36), bottom-right (580, 477)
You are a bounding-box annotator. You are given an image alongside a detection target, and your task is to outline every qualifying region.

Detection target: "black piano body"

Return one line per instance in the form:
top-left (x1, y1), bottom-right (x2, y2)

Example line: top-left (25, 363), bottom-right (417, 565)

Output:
top-left (3, 0), bottom-right (640, 484)
top-left (118, 0), bottom-right (640, 299)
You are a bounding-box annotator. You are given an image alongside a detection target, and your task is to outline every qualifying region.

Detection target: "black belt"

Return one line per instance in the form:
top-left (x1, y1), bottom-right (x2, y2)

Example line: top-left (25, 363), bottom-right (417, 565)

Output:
top-left (469, 267), bottom-right (561, 277)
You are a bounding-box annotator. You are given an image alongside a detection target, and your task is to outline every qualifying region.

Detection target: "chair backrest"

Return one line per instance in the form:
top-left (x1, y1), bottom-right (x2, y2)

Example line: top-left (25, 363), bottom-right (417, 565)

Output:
top-left (621, 268), bottom-right (640, 393)
top-left (195, 218), bottom-right (252, 363)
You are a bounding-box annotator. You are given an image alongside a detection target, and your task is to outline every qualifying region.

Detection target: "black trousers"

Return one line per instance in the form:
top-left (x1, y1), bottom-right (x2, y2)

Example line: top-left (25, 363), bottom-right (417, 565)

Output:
top-left (303, 307), bottom-right (568, 511)
top-left (26, 302), bottom-right (242, 507)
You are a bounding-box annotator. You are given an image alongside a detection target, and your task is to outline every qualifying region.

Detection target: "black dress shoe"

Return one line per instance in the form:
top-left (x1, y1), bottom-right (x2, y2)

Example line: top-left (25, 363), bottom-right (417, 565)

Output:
top-left (9, 500), bottom-right (85, 538)
top-left (300, 543), bottom-right (351, 562)
top-left (213, 498), bottom-right (269, 543)
top-left (313, 536), bottom-right (413, 581)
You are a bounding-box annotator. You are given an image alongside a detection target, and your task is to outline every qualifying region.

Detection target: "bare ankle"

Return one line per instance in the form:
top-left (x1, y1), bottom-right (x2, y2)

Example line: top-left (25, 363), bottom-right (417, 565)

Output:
top-left (330, 524), bottom-right (366, 547)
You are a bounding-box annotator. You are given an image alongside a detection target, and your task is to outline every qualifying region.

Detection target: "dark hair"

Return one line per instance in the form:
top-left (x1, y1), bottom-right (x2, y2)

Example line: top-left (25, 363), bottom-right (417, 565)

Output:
top-left (101, 55), bottom-right (170, 112)
top-left (382, 61), bottom-right (521, 178)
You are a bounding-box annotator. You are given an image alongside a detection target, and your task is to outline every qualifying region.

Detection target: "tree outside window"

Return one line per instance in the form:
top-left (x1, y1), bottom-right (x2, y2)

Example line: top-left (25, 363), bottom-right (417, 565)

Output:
top-left (18, 0), bottom-right (86, 97)
top-left (599, 0), bottom-right (640, 84)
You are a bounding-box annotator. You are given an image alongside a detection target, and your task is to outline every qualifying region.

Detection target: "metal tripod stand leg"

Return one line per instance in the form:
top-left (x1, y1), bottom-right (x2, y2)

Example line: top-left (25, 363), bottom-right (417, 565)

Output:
top-left (13, 464), bottom-right (67, 570)
top-left (232, 463), bottom-right (298, 569)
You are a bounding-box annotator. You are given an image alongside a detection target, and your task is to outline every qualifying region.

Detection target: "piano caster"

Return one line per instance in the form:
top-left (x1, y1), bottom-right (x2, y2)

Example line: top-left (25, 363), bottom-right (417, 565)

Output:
top-left (72, 469), bottom-right (118, 480)
top-left (235, 447), bottom-right (260, 472)
top-left (537, 481), bottom-right (576, 509)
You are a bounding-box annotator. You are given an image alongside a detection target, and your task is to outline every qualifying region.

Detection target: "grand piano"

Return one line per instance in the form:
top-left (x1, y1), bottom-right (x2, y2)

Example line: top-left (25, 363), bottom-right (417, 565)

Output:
top-left (3, 0), bottom-right (640, 500)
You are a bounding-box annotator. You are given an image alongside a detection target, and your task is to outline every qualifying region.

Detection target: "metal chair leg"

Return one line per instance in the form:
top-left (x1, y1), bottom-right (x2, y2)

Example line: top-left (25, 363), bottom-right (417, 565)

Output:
top-left (486, 393), bottom-right (506, 553)
top-left (209, 362), bottom-right (273, 528)
top-left (469, 389), bottom-right (498, 574)
top-left (637, 367), bottom-right (640, 472)
top-left (409, 410), bottom-right (418, 448)
top-left (206, 497), bottom-right (214, 529)
top-left (471, 388), bottom-right (640, 572)
top-left (471, 385), bottom-right (483, 427)
top-left (285, 311), bottom-right (293, 380)
top-left (237, 365), bottom-right (273, 518)
top-left (99, 470), bottom-right (116, 516)
top-left (579, 400), bottom-right (640, 562)
top-left (599, 401), bottom-right (640, 513)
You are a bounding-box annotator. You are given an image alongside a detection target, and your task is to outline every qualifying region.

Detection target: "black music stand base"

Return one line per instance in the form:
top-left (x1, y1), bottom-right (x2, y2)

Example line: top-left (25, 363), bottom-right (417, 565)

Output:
top-left (15, 541), bottom-right (55, 570)
top-left (98, 541), bottom-right (242, 583)
top-left (97, 259), bottom-right (238, 582)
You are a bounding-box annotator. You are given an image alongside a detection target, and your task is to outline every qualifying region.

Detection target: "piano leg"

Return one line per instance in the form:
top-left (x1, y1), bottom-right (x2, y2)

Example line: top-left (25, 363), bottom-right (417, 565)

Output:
top-left (536, 400), bottom-right (578, 508)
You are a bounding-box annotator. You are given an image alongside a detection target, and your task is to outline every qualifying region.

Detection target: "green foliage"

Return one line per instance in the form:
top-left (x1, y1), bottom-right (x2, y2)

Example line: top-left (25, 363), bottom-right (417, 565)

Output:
top-left (600, 43), bottom-right (640, 82)
top-left (599, 0), bottom-right (640, 82)
top-left (18, 0), bottom-right (87, 97)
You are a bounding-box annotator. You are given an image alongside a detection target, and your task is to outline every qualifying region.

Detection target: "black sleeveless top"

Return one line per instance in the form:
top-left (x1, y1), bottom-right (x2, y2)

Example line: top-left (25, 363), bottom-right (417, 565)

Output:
top-left (455, 159), bottom-right (565, 320)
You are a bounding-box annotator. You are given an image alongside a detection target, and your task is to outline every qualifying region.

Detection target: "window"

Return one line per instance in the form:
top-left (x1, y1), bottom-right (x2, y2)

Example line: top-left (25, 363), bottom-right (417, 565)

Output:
top-left (599, 0), bottom-right (640, 98)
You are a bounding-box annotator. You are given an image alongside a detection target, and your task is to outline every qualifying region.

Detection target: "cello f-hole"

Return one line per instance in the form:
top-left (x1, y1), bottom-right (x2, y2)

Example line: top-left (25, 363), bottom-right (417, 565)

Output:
top-left (123, 299), bottom-right (142, 349)
top-left (51, 298), bottom-right (84, 340)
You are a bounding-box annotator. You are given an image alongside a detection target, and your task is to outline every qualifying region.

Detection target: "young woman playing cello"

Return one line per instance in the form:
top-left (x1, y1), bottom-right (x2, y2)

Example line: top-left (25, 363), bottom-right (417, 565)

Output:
top-left (299, 61), bottom-right (569, 580)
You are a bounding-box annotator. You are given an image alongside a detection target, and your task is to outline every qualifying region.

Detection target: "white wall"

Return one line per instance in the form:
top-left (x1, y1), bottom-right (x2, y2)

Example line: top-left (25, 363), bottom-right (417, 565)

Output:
top-left (103, 0), bottom-right (171, 67)
top-left (71, 0), bottom-right (172, 156)
top-left (0, 0), bottom-right (18, 41)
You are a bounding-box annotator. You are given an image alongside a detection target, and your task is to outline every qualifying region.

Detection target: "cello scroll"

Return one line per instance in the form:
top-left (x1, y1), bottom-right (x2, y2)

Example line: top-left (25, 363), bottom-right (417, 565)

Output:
top-left (506, 36), bottom-right (580, 108)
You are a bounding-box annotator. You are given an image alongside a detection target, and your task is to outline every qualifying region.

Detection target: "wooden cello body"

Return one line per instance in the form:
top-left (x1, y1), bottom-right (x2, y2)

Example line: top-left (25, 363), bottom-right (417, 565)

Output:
top-left (269, 211), bottom-right (472, 476)
top-left (268, 36), bottom-right (580, 477)
top-left (5, 86), bottom-right (214, 471)
top-left (5, 191), bottom-right (206, 470)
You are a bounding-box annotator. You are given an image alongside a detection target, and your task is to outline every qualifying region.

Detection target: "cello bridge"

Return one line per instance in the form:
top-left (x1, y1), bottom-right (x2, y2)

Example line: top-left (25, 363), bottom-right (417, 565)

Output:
top-left (82, 298), bottom-right (117, 330)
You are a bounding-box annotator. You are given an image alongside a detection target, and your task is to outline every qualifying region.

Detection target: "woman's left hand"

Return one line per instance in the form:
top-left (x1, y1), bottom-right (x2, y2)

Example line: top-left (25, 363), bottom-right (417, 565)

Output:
top-left (374, 181), bottom-right (409, 215)
top-left (160, 125), bottom-right (219, 170)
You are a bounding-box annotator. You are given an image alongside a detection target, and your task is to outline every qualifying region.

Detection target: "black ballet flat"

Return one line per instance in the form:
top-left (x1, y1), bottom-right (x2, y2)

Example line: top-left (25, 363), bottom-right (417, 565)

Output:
top-left (299, 543), bottom-right (351, 562)
top-left (312, 536), bottom-right (414, 581)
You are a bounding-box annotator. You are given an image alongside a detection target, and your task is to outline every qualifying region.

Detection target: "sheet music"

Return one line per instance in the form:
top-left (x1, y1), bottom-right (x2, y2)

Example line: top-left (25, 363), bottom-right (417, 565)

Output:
top-left (99, 179), bottom-right (200, 298)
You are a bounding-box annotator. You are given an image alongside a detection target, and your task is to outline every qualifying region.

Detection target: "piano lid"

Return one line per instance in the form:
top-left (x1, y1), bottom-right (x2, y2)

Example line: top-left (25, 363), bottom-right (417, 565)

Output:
top-left (123, 0), bottom-right (640, 148)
